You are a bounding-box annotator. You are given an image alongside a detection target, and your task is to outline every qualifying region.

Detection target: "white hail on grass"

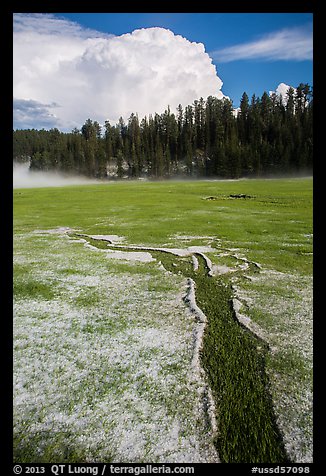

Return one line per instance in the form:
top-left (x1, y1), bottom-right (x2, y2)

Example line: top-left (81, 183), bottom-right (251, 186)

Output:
top-left (13, 230), bottom-right (219, 463)
top-left (230, 269), bottom-right (313, 463)
top-left (14, 227), bottom-right (312, 463)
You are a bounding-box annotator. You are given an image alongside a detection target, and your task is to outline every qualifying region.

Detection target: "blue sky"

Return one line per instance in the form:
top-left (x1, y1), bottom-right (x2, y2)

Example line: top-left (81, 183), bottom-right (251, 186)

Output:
top-left (13, 12), bottom-right (313, 130)
top-left (54, 13), bottom-right (313, 104)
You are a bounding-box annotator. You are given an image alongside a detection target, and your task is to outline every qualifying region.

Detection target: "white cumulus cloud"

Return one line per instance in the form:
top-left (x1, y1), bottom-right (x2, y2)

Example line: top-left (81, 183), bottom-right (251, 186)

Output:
top-left (269, 83), bottom-right (296, 105)
top-left (271, 82), bottom-right (292, 99)
top-left (13, 14), bottom-right (226, 131)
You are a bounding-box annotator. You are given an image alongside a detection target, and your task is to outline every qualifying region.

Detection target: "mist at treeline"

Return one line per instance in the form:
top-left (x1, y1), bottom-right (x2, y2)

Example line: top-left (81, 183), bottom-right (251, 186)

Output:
top-left (13, 84), bottom-right (312, 180)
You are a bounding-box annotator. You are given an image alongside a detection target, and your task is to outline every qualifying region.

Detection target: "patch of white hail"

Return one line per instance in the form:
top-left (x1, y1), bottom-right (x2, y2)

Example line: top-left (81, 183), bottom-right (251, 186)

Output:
top-left (183, 278), bottom-right (217, 437)
top-left (15, 228), bottom-right (312, 462)
top-left (33, 226), bottom-right (76, 235)
top-left (13, 229), bottom-right (219, 463)
top-left (232, 298), bottom-right (252, 328)
top-left (230, 270), bottom-right (313, 463)
top-left (213, 264), bottom-right (237, 275)
top-left (231, 252), bottom-right (262, 270)
top-left (67, 232), bottom-right (217, 263)
top-left (83, 243), bottom-right (156, 263)
top-left (191, 255), bottom-right (199, 272)
top-left (88, 234), bottom-right (126, 244)
top-left (74, 232), bottom-right (219, 441)
top-left (105, 244), bottom-right (216, 258)
top-left (196, 252), bottom-right (213, 276)
top-left (183, 278), bottom-right (207, 326)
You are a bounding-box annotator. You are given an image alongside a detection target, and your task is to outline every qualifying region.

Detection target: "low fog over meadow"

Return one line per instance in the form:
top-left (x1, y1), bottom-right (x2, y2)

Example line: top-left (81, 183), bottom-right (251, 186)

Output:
top-left (13, 162), bottom-right (99, 189)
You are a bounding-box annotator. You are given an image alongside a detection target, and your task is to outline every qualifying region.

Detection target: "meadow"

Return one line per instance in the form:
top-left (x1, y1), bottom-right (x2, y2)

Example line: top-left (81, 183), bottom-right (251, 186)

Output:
top-left (13, 177), bottom-right (313, 463)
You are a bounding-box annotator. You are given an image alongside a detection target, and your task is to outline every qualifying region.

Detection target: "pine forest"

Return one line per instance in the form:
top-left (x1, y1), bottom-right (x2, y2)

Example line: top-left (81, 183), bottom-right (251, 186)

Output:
top-left (13, 84), bottom-right (313, 180)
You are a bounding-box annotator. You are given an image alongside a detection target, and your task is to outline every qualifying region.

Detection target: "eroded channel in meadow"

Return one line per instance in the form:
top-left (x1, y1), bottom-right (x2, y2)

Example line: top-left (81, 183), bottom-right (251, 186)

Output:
top-left (75, 233), bottom-right (289, 463)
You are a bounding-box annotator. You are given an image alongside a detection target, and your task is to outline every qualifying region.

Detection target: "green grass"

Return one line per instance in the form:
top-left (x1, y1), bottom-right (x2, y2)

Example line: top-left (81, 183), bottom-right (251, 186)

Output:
top-left (14, 280), bottom-right (55, 300)
top-left (134, 248), bottom-right (288, 463)
top-left (195, 268), bottom-right (287, 463)
top-left (13, 177), bottom-right (313, 463)
top-left (14, 263), bottom-right (56, 300)
top-left (14, 178), bottom-right (312, 274)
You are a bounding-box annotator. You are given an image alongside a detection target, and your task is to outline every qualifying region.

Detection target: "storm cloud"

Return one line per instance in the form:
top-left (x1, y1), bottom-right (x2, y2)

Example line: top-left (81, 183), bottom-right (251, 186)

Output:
top-left (14, 14), bottom-right (226, 131)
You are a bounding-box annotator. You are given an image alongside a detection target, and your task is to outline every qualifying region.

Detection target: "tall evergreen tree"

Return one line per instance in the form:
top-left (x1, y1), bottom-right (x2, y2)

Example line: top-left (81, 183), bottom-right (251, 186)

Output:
top-left (14, 84), bottom-right (313, 180)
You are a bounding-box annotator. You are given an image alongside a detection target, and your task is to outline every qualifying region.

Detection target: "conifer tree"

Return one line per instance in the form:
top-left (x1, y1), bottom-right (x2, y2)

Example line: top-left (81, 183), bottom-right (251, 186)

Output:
top-left (13, 84), bottom-right (313, 179)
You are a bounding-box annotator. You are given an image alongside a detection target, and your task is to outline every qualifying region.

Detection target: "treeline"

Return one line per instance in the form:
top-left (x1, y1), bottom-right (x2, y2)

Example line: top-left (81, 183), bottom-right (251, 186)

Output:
top-left (13, 83), bottom-right (313, 179)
